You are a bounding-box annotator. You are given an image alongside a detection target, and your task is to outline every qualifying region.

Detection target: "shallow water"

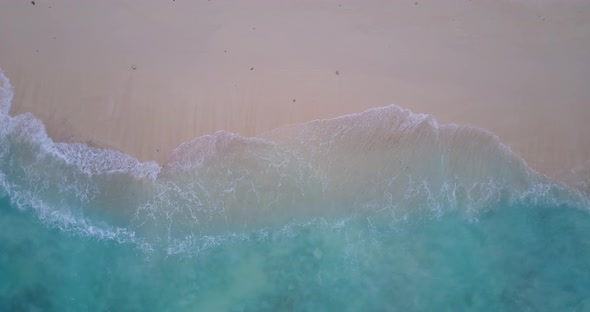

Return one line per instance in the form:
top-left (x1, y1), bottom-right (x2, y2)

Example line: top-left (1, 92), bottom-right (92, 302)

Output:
top-left (2, 197), bottom-right (590, 311)
top-left (1, 70), bottom-right (590, 311)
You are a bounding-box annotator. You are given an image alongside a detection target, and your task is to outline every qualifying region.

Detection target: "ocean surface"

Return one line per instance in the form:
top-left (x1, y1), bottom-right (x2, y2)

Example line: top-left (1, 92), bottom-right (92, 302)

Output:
top-left (1, 70), bottom-right (590, 311)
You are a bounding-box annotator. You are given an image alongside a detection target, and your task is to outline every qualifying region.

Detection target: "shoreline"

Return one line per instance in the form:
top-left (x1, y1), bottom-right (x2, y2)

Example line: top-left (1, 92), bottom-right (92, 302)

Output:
top-left (1, 0), bottom-right (589, 179)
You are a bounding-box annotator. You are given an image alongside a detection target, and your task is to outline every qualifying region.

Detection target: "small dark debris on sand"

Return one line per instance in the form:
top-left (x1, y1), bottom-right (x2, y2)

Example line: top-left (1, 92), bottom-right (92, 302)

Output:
top-left (293, 99), bottom-right (296, 103)
top-left (31, 1), bottom-right (35, 5)
top-left (131, 65), bottom-right (137, 70)
top-left (250, 67), bottom-right (254, 71)
top-left (415, 2), bottom-right (418, 5)
top-left (335, 70), bottom-right (340, 75)
top-left (224, 50), bottom-right (227, 53)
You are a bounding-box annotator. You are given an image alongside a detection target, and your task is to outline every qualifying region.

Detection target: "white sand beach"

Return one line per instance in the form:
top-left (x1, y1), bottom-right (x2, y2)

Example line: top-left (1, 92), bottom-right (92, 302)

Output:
top-left (1, 0), bottom-right (589, 180)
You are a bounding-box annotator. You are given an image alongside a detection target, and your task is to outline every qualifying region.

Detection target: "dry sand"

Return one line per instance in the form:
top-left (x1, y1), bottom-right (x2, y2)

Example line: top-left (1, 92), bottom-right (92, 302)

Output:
top-left (1, 0), bottom-right (589, 181)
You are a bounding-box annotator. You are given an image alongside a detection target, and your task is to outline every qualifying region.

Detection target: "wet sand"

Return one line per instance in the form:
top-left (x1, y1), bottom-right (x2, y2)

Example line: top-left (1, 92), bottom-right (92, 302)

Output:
top-left (0, 0), bottom-right (589, 180)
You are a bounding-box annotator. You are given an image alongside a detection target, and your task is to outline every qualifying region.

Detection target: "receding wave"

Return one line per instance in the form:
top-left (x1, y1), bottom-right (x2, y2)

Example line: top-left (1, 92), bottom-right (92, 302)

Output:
top-left (0, 70), bottom-right (588, 254)
top-left (2, 69), bottom-right (590, 310)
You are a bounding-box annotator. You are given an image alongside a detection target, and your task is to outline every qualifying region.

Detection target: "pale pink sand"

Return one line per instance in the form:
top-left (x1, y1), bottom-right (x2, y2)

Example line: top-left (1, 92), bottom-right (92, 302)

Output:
top-left (1, 0), bottom-right (589, 180)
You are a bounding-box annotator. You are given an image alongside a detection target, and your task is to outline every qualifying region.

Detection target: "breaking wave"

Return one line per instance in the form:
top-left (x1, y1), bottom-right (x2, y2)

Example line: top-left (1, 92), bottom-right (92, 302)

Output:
top-left (0, 69), bottom-right (588, 255)
top-left (3, 69), bottom-right (590, 311)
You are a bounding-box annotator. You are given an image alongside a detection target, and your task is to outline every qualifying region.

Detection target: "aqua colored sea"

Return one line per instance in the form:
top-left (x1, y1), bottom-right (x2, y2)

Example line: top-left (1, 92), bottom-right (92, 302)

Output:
top-left (1, 71), bottom-right (589, 311)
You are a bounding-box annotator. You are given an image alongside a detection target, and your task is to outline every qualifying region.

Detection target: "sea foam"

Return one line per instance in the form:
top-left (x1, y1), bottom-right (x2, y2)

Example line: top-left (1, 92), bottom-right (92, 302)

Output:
top-left (0, 69), bottom-right (588, 254)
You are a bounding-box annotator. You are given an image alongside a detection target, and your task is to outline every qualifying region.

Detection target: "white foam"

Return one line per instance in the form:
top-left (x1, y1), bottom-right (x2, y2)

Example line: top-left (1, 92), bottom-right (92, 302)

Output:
top-left (0, 70), bottom-right (12, 116)
top-left (0, 69), bottom-right (588, 255)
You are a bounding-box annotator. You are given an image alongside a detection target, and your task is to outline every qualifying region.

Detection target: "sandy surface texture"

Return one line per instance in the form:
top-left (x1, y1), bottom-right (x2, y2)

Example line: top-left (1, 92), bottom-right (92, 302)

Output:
top-left (1, 0), bottom-right (589, 179)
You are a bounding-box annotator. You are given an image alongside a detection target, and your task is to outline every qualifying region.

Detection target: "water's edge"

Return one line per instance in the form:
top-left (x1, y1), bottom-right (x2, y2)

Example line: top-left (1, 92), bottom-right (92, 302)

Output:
top-left (0, 69), bottom-right (588, 254)
top-left (2, 70), bottom-right (590, 311)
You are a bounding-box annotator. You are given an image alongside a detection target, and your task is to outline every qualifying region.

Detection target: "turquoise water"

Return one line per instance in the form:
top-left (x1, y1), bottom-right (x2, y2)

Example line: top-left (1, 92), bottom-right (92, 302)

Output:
top-left (2, 197), bottom-right (590, 311)
top-left (1, 70), bottom-right (590, 311)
